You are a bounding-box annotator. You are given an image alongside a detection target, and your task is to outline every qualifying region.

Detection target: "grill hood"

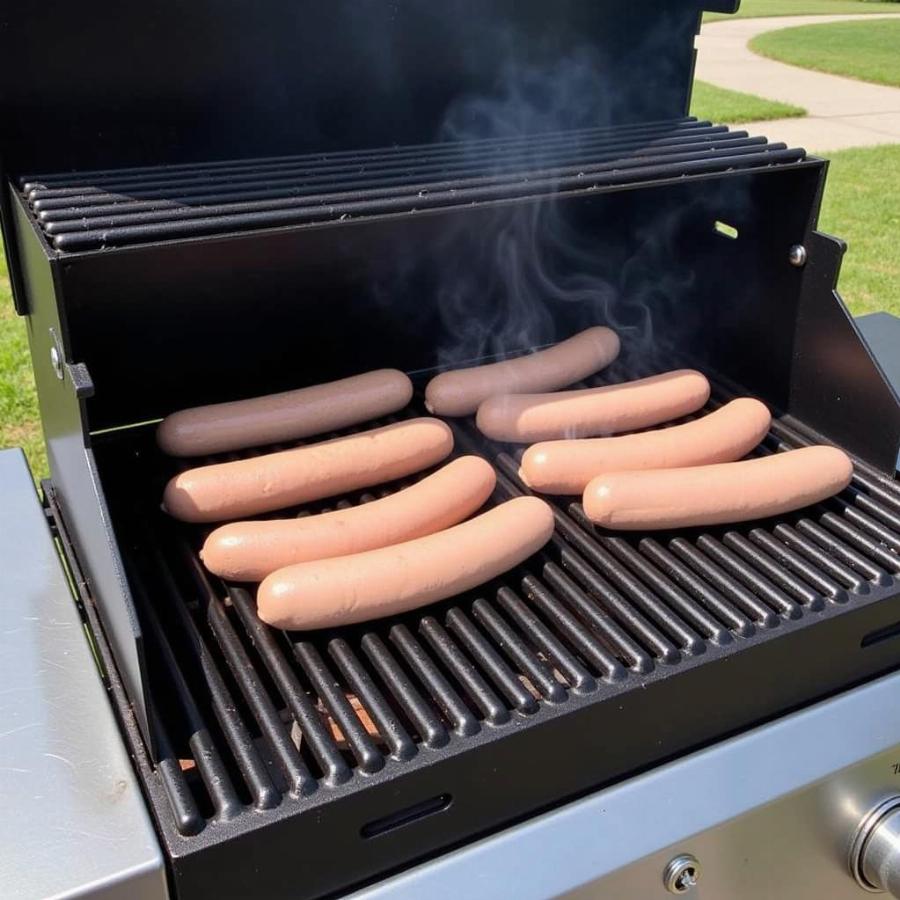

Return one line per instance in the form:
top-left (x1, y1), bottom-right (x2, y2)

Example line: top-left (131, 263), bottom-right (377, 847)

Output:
top-left (0, 0), bottom-right (735, 174)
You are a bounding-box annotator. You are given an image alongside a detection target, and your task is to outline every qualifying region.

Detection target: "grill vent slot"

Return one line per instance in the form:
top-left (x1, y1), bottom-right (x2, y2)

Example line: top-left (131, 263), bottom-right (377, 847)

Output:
top-left (714, 220), bottom-right (739, 239)
top-left (361, 794), bottom-right (453, 839)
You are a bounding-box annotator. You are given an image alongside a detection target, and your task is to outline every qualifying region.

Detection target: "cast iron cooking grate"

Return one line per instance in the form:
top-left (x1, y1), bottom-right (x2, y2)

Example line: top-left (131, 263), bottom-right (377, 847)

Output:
top-left (19, 118), bottom-right (806, 251)
top-left (104, 356), bottom-right (900, 843)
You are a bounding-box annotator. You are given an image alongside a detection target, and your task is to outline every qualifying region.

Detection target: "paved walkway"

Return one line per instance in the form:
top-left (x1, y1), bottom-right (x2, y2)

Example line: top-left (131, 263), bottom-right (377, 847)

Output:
top-left (695, 14), bottom-right (900, 152)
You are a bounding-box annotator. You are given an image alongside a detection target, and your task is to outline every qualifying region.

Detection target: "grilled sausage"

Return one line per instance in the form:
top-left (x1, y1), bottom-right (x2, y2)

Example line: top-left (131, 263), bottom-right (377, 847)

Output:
top-left (476, 369), bottom-right (710, 443)
top-left (520, 398), bottom-right (771, 494)
top-left (201, 456), bottom-right (497, 581)
top-left (582, 445), bottom-right (853, 531)
top-left (157, 369), bottom-right (413, 457)
top-left (257, 496), bottom-right (555, 630)
top-left (425, 326), bottom-right (620, 417)
top-left (163, 418), bottom-right (453, 523)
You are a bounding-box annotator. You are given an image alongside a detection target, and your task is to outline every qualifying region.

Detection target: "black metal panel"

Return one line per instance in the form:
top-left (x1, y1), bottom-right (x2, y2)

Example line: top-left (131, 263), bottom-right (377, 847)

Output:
top-left (31, 154), bottom-right (895, 472)
top-left (791, 231), bottom-right (900, 474)
top-left (74, 377), bottom-right (900, 900)
top-left (9, 195), bottom-right (152, 746)
top-left (0, 1), bottom-right (736, 176)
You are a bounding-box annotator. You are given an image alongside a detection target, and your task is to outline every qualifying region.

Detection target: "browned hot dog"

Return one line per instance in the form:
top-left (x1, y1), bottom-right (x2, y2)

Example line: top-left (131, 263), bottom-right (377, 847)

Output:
top-left (476, 369), bottom-right (710, 443)
top-left (157, 369), bottom-right (413, 457)
top-left (257, 496), bottom-right (555, 630)
top-left (163, 418), bottom-right (453, 523)
top-left (425, 326), bottom-right (620, 417)
top-left (520, 398), bottom-right (771, 494)
top-left (201, 456), bottom-right (496, 581)
top-left (582, 446), bottom-right (853, 531)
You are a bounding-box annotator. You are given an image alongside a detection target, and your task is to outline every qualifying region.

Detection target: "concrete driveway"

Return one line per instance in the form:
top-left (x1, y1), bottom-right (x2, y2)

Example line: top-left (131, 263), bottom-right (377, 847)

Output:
top-left (695, 14), bottom-right (900, 152)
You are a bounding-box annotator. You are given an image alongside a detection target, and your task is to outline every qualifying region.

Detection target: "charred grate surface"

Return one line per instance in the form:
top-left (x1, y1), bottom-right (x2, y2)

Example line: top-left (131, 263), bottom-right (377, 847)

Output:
top-left (19, 118), bottom-right (807, 251)
top-left (99, 358), bottom-right (900, 863)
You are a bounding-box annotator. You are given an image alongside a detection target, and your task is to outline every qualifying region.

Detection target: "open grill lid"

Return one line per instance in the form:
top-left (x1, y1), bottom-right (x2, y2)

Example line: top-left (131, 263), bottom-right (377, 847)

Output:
top-left (0, 0), bottom-right (737, 176)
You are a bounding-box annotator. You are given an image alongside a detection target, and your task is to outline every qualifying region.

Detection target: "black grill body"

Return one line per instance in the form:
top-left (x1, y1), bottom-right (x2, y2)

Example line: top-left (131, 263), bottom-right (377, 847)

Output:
top-left (3, 2), bottom-right (900, 899)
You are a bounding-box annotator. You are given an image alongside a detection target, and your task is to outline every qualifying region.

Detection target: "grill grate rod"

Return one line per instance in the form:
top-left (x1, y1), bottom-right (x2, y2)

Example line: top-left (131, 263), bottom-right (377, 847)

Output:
top-left (136, 587), bottom-right (244, 821)
top-left (417, 617), bottom-right (514, 724)
top-left (38, 134), bottom-right (762, 230)
top-left (389, 625), bottom-right (483, 736)
top-left (637, 539), bottom-right (757, 637)
top-left (327, 638), bottom-right (418, 761)
top-left (291, 641), bottom-right (386, 773)
top-left (176, 538), bottom-right (315, 797)
top-left (227, 588), bottom-right (354, 786)
top-left (20, 117), bottom-right (714, 191)
top-left (360, 633), bottom-right (451, 749)
top-left (27, 124), bottom-right (735, 204)
top-left (443, 608), bottom-right (540, 714)
top-left (46, 145), bottom-right (806, 251)
top-left (31, 130), bottom-right (754, 217)
top-left (744, 530), bottom-right (848, 603)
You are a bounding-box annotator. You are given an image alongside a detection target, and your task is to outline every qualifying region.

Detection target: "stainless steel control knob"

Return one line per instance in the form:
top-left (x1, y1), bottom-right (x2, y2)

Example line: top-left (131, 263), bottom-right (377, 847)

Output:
top-left (850, 797), bottom-right (900, 895)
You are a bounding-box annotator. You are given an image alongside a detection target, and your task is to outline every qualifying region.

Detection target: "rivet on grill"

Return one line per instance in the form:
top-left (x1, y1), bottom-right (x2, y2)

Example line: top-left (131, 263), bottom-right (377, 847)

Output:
top-left (789, 244), bottom-right (808, 268)
top-left (48, 328), bottom-right (64, 380)
top-left (664, 854), bottom-right (702, 894)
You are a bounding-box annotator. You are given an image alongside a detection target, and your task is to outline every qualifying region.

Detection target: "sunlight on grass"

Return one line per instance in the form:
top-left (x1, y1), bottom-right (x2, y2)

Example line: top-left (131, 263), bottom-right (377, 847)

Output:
top-left (691, 80), bottom-right (806, 123)
top-left (819, 145), bottom-right (900, 317)
top-left (0, 249), bottom-right (46, 478)
top-left (706, 0), bottom-right (900, 22)
top-left (751, 19), bottom-right (900, 88)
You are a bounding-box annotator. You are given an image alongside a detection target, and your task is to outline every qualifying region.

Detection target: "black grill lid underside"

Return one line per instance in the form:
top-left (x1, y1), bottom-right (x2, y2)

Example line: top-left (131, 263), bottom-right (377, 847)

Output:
top-left (19, 119), bottom-right (806, 251)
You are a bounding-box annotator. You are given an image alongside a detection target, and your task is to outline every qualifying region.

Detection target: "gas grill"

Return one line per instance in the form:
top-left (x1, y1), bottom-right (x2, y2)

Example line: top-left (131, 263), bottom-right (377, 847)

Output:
top-left (2, 2), bottom-right (900, 899)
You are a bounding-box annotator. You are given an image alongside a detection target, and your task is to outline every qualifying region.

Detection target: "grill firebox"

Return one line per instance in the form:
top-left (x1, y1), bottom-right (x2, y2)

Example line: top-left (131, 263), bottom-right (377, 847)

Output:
top-left (59, 353), bottom-right (898, 900)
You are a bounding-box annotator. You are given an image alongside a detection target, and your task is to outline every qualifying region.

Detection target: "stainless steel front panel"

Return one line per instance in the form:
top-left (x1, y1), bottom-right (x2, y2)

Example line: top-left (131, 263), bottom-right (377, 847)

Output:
top-left (353, 666), bottom-right (900, 899)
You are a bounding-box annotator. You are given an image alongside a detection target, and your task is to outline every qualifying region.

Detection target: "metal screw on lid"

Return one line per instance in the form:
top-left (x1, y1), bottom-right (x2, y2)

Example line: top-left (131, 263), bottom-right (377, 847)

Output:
top-left (49, 345), bottom-right (63, 380)
top-left (789, 244), bottom-right (808, 267)
top-left (664, 854), bottom-right (701, 894)
top-left (48, 327), bottom-right (64, 380)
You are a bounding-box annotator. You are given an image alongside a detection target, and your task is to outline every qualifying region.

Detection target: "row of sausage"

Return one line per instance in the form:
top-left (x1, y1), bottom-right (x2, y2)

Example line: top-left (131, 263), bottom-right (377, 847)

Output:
top-left (155, 327), bottom-right (852, 630)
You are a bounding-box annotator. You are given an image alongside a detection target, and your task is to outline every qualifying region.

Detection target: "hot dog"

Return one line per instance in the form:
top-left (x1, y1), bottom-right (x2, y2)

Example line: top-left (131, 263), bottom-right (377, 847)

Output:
top-left (425, 326), bottom-right (619, 417)
top-left (201, 456), bottom-right (496, 581)
top-left (583, 445), bottom-right (853, 531)
top-left (257, 496), bottom-right (555, 630)
top-left (157, 369), bottom-right (413, 457)
top-left (163, 418), bottom-right (453, 523)
top-left (520, 398), bottom-right (771, 494)
top-left (476, 369), bottom-right (710, 443)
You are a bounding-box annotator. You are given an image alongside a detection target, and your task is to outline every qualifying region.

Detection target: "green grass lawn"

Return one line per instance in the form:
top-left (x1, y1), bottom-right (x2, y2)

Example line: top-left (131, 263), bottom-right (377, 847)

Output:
top-left (819, 145), bottom-right (900, 317)
top-left (691, 80), bottom-right (806, 123)
top-left (751, 19), bottom-right (900, 87)
top-left (0, 146), bottom-right (898, 477)
top-left (0, 255), bottom-right (46, 477)
top-left (706, 0), bottom-right (900, 21)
